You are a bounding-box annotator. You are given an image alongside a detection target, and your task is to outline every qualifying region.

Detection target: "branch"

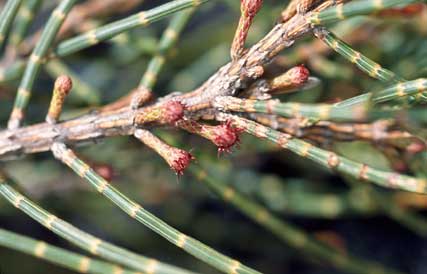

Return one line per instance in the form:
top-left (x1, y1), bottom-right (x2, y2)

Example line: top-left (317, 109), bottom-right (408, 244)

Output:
top-left (0, 1), bottom-right (337, 159)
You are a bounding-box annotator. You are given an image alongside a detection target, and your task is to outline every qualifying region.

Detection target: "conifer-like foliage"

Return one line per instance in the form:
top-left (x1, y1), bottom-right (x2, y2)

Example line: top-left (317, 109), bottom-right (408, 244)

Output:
top-left (1, 1), bottom-right (427, 273)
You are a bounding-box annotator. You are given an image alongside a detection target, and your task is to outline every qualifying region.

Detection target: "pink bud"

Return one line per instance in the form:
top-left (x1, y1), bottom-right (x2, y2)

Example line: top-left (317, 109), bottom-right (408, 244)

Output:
top-left (163, 100), bottom-right (185, 124)
top-left (288, 64), bottom-right (310, 85)
top-left (55, 75), bottom-right (73, 95)
top-left (169, 149), bottom-right (194, 175)
top-left (211, 120), bottom-right (242, 154)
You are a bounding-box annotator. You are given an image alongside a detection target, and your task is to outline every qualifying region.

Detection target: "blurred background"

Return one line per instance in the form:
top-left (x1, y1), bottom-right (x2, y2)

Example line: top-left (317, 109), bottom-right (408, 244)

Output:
top-left (1, 1), bottom-right (427, 273)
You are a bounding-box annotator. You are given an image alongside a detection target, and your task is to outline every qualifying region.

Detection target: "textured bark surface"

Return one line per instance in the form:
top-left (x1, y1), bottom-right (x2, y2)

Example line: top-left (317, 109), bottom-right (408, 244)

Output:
top-left (0, 1), bottom-right (336, 160)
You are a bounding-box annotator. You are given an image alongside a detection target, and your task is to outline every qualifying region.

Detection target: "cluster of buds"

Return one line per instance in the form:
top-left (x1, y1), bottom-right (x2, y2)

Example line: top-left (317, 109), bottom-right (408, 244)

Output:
top-left (134, 118), bottom-right (242, 175)
top-left (230, 0), bottom-right (263, 61)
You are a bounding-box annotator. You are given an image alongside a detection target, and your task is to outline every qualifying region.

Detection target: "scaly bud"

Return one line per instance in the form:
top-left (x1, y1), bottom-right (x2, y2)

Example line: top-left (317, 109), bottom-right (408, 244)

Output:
top-left (178, 120), bottom-right (241, 154)
top-left (168, 149), bottom-right (194, 175)
top-left (46, 75), bottom-right (73, 124)
top-left (243, 65), bottom-right (310, 99)
top-left (268, 65), bottom-right (310, 95)
top-left (230, 0), bottom-right (263, 61)
top-left (135, 129), bottom-right (194, 175)
top-left (210, 120), bottom-right (242, 154)
top-left (270, 65), bottom-right (309, 89)
top-left (163, 100), bottom-right (185, 124)
top-left (134, 100), bottom-right (185, 125)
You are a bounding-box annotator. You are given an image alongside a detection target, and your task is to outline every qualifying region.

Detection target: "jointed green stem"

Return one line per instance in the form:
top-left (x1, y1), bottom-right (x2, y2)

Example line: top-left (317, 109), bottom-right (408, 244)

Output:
top-left (0, 172), bottom-right (198, 274)
top-left (131, 8), bottom-right (195, 109)
top-left (0, 0), bottom-right (23, 48)
top-left (191, 167), bottom-right (404, 274)
top-left (8, 0), bottom-right (78, 130)
top-left (214, 78), bottom-right (427, 122)
top-left (9, 0), bottom-right (42, 46)
top-left (0, 228), bottom-right (143, 274)
top-left (310, 0), bottom-right (419, 25)
top-left (139, 9), bottom-right (195, 89)
top-left (214, 96), bottom-right (367, 122)
top-left (55, 0), bottom-right (207, 58)
top-left (0, 59), bottom-right (25, 83)
top-left (0, 0), bottom-right (208, 85)
top-left (7, 0), bottom-right (205, 128)
top-left (314, 28), bottom-right (402, 83)
top-left (336, 78), bottom-right (427, 107)
top-left (222, 114), bottom-right (427, 194)
top-left (51, 143), bottom-right (262, 274)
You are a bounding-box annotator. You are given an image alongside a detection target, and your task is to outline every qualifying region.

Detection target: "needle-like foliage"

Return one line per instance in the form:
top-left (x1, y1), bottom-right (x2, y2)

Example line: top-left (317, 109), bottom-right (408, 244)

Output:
top-left (1, 1), bottom-right (427, 274)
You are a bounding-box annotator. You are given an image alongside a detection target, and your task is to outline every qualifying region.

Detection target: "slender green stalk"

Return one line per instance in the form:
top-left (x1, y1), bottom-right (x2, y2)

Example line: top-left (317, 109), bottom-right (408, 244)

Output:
top-left (55, 0), bottom-right (208, 58)
top-left (139, 9), bottom-right (195, 89)
top-left (8, 0), bottom-right (78, 130)
top-left (310, 0), bottom-right (418, 25)
top-left (214, 96), bottom-right (367, 122)
top-left (314, 28), bottom-right (402, 83)
top-left (0, 0), bottom-right (23, 48)
top-left (0, 228), bottom-right (144, 274)
top-left (9, 0), bottom-right (42, 46)
top-left (309, 55), bottom-right (353, 80)
top-left (214, 78), bottom-right (427, 122)
top-left (0, 172), bottom-right (198, 274)
top-left (191, 167), bottom-right (404, 274)
top-left (368, 108), bottom-right (427, 125)
top-left (0, 1), bottom-right (208, 85)
top-left (0, 59), bottom-right (25, 83)
top-left (222, 114), bottom-right (427, 194)
top-left (131, 8), bottom-right (195, 109)
top-left (51, 142), bottom-right (262, 274)
top-left (336, 78), bottom-right (427, 107)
